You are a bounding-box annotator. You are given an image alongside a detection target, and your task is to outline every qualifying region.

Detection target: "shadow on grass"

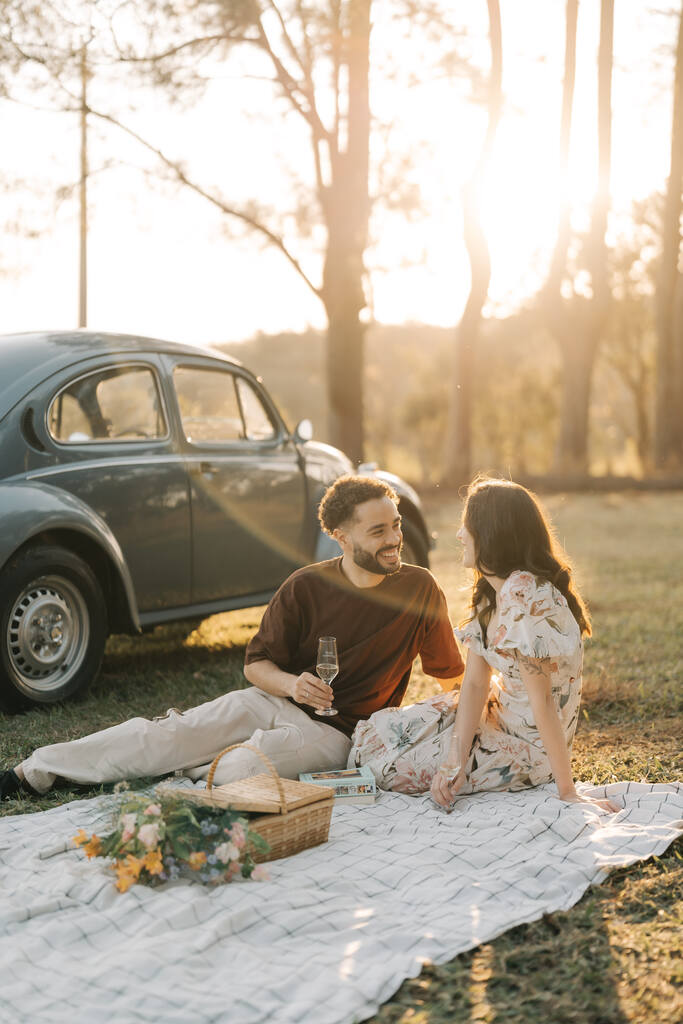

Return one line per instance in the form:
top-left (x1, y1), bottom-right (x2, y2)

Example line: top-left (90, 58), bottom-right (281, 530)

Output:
top-left (98, 641), bottom-right (249, 682)
top-left (0, 631), bottom-right (253, 770)
top-left (370, 909), bottom-right (631, 1024)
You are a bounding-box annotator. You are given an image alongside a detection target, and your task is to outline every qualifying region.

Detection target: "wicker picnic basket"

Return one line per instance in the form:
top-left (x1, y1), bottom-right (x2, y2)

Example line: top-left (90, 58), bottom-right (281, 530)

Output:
top-left (157, 743), bottom-right (334, 864)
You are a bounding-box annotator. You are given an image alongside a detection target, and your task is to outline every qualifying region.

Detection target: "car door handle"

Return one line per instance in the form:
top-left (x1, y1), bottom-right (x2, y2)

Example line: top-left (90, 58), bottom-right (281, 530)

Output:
top-left (194, 461), bottom-right (217, 476)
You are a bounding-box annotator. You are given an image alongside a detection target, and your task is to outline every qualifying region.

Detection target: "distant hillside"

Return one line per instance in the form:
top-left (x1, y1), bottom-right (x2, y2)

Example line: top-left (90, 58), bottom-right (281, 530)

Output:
top-left (219, 329), bottom-right (327, 437)
top-left (216, 313), bottom-right (644, 484)
top-left (218, 323), bottom-right (452, 449)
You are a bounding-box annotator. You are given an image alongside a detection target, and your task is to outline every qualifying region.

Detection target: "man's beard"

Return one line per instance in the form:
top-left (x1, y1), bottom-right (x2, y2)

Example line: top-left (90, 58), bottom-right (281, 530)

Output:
top-left (351, 541), bottom-right (402, 576)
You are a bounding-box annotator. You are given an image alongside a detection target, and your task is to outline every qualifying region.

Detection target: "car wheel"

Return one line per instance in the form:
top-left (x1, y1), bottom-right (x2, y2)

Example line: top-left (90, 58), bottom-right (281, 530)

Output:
top-left (401, 519), bottom-right (430, 568)
top-left (0, 546), bottom-right (107, 710)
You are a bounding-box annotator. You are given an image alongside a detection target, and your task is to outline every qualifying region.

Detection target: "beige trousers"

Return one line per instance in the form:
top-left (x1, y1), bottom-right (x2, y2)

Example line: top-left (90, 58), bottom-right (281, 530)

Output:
top-left (20, 687), bottom-right (351, 795)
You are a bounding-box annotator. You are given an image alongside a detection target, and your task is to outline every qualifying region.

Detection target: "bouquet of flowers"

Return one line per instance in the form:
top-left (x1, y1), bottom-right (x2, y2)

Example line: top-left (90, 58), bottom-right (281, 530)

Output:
top-left (72, 787), bottom-right (270, 892)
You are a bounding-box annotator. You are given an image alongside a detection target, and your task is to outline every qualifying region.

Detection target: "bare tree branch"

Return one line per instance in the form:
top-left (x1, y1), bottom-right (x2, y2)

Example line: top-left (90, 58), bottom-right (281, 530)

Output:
top-left (254, 10), bottom-right (329, 143)
top-left (265, 0), bottom-right (331, 197)
top-left (294, 0), bottom-right (316, 79)
top-left (264, 0), bottom-right (308, 80)
top-left (110, 34), bottom-right (244, 63)
top-left (88, 105), bottom-right (322, 299)
top-left (330, 0), bottom-right (342, 162)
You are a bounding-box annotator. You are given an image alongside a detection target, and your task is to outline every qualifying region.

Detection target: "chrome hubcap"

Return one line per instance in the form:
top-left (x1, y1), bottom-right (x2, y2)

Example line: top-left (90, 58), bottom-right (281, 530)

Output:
top-left (7, 576), bottom-right (89, 694)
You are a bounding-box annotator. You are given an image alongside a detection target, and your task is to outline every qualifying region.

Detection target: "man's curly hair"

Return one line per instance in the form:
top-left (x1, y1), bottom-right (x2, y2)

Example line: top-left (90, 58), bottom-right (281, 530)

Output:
top-left (318, 475), bottom-right (399, 535)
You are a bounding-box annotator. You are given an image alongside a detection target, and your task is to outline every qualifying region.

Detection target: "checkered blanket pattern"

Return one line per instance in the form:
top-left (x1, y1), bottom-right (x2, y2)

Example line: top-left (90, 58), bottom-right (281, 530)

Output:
top-left (0, 780), bottom-right (680, 1023)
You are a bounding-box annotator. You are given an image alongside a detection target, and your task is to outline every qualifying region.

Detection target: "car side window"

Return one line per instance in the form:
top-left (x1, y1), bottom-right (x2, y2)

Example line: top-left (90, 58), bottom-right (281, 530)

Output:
top-left (174, 367), bottom-right (245, 443)
top-left (48, 366), bottom-right (166, 443)
top-left (236, 377), bottom-right (277, 441)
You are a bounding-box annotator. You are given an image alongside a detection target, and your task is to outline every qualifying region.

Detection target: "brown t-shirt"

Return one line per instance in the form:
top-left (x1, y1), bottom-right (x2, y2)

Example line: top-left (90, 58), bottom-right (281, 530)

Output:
top-left (244, 558), bottom-right (464, 737)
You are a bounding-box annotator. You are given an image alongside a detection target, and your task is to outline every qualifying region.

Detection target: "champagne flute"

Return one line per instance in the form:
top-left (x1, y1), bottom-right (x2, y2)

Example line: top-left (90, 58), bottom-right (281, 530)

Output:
top-left (315, 636), bottom-right (339, 717)
top-left (431, 735), bottom-right (462, 813)
top-left (440, 734), bottom-right (462, 783)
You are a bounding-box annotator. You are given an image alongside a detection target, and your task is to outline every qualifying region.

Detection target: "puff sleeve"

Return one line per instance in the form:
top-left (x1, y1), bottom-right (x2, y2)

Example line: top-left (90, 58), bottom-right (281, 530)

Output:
top-left (454, 615), bottom-right (486, 657)
top-left (490, 571), bottom-right (581, 659)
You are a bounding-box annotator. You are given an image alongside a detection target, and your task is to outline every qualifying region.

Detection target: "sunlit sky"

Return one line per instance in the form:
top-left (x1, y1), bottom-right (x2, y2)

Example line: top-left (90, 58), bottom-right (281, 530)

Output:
top-left (0, 2), bottom-right (677, 346)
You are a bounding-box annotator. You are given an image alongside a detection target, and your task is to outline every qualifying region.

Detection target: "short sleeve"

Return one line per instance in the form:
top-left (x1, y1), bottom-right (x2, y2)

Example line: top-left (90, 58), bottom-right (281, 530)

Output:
top-left (244, 577), bottom-right (302, 669)
top-left (491, 571), bottom-right (580, 659)
top-left (419, 581), bottom-right (465, 678)
top-left (454, 616), bottom-right (486, 657)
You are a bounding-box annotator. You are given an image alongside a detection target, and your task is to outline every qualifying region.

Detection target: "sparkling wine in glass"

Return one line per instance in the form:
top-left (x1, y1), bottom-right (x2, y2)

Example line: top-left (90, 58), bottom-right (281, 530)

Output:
top-left (430, 735), bottom-right (463, 814)
top-left (315, 636), bottom-right (338, 717)
top-left (443, 734), bottom-right (462, 782)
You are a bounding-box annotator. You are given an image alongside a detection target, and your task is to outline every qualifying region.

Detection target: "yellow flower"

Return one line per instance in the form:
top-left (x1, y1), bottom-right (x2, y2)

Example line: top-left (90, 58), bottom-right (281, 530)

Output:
top-left (115, 870), bottom-right (136, 893)
top-left (72, 829), bottom-right (89, 847)
top-left (123, 854), bottom-right (144, 879)
top-left (188, 851), bottom-right (207, 870)
top-left (114, 854), bottom-right (144, 893)
top-left (83, 835), bottom-right (102, 859)
top-left (143, 848), bottom-right (164, 876)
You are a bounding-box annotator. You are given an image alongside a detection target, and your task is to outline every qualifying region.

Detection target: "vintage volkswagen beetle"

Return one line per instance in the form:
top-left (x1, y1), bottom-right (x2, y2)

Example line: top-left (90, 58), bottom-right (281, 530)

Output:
top-left (0, 331), bottom-right (432, 709)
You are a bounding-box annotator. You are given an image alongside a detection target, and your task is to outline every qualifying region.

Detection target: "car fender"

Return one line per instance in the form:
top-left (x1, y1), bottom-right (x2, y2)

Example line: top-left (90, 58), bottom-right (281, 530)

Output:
top-left (0, 480), bottom-right (141, 631)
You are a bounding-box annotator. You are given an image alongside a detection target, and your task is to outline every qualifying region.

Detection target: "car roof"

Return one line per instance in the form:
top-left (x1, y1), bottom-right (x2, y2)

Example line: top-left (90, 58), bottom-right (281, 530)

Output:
top-left (0, 330), bottom-right (243, 421)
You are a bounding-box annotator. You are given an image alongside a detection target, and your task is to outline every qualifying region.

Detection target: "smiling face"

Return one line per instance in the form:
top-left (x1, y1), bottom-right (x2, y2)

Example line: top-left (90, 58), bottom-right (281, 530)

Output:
top-left (457, 523), bottom-right (476, 569)
top-left (334, 497), bottom-right (403, 577)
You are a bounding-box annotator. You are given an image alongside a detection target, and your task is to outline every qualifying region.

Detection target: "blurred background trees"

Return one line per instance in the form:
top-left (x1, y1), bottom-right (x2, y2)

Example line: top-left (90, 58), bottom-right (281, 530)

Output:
top-left (1, 0), bottom-right (682, 486)
top-left (655, 2), bottom-right (683, 471)
top-left (442, 0), bottom-right (502, 488)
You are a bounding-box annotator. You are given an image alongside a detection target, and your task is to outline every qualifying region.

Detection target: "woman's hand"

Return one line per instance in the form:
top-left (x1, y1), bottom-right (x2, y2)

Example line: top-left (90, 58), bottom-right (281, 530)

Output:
top-left (430, 766), bottom-right (466, 808)
top-left (289, 672), bottom-right (333, 711)
top-left (559, 789), bottom-right (620, 813)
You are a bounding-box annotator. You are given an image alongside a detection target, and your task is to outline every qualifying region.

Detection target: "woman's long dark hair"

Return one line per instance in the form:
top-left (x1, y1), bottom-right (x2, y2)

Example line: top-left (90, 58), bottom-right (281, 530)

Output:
top-left (462, 476), bottom-right (591, 639)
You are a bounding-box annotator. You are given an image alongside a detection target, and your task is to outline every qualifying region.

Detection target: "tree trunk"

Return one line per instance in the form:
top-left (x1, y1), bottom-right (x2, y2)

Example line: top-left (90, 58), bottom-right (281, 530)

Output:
top-left (320, 0), bottom-right (371, 465)
top-left (78, 44), bottom-right (88, 329)
top-left (544, 0), bottom-right (613, 477)
top-left (654, 3), bottom-right (683, 470)
top-left (442, 0), bottom-right (502, 488)
top-left (554, 306), bottom-right (600, 475)
top-left (547, 0), bottom-right (578, 293)
top-left (443, 181), bottom-right (492, 486)
top-left (324, 295), bottom-right (366, 462)
top-left (633, 363), bottom-right (652, 472)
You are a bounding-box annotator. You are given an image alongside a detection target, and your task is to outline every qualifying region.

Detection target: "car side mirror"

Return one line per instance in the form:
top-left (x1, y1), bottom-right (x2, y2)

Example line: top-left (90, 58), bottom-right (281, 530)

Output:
top-left (294, 418), bottom-right (313, 443)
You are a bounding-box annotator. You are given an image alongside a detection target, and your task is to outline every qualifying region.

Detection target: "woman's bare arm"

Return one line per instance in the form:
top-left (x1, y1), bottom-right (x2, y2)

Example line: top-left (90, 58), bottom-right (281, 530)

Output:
top-left (430, 649), bottom-right (490, 807)
top-left (517, 653), bottom-right (619, 813)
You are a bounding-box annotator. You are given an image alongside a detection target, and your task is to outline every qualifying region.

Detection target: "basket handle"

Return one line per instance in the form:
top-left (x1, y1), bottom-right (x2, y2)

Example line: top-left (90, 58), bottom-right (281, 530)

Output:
top-left (205, 743), bottom-right (288, 815)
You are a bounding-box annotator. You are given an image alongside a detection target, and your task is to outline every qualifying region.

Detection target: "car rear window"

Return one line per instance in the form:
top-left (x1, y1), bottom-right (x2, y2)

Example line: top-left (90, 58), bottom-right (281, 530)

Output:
top-left (48, 365), bottom-right (167, 443)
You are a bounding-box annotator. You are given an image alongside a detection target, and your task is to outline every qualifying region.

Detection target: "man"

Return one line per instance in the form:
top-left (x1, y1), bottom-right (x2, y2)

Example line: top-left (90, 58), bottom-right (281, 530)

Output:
top-left (0, 476), bottom-right (464, 799)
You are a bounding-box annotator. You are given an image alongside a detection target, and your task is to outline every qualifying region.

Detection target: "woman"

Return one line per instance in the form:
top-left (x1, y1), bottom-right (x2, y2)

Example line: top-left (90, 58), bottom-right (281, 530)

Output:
top-left (348, 476), bottom-right (619, 814)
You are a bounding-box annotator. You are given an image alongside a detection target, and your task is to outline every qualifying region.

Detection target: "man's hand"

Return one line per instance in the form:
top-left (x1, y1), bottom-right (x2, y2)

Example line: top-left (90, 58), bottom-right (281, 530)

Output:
top-left (289, 672), bottom-right (333, 712)
top-left (430, 766), bottom-right (466, 808)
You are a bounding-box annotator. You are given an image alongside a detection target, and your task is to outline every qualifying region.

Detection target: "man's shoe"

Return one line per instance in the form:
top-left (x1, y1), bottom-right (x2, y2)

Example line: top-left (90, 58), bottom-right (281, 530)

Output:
top-left (0, 769), bottom-right (23, 800)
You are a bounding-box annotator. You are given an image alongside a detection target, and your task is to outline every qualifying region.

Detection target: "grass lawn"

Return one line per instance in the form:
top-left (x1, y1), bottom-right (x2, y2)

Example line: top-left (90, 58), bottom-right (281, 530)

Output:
top-left (1, 491), bottom-right (681, 1023)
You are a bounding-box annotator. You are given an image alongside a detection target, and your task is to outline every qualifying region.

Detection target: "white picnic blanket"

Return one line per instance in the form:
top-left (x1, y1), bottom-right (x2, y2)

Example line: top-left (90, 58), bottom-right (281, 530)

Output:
top-left (0, 780), bottom-right (680, 1024)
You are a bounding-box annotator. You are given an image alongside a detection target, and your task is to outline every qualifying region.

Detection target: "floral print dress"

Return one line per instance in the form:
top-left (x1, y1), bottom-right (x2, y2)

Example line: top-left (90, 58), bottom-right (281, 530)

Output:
top-left (347, 571), bottom-right (583, 795)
